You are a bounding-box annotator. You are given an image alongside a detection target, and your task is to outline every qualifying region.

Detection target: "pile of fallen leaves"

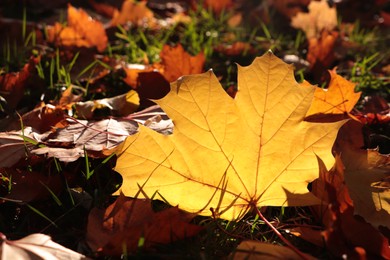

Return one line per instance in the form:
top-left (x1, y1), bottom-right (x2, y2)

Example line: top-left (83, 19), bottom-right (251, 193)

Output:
top-left (0, 0), bottom-right (389, 259)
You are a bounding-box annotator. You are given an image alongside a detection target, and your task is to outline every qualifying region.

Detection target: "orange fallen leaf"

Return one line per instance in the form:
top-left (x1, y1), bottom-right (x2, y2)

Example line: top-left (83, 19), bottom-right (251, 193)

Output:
top-left (159, 44), bottom-right (205, 82)
top-left (305, 70), bottom-right (361, 118)
top-left (47, 4), bottom-right (107, 52)
top-left (0, 56), bottom-right (39, 110)
top-left (203, 0), bottom-right (233, 14)
top-left (306, 30), bottom-right (339, 72)
top-left (291, 0), bottom-right (337, 39)
top-left (122, 64), bottom-right (155, 88)
top-left (215, 42), bottom-right (254, 56)
top-left (89, 0), bottom-right (117, 18)
top-left (86, 193), bottom-right (202, 256)
top-left (110, 0), bottom-right (155, 27)
top-left (14, 103), bottom-right (66, 133)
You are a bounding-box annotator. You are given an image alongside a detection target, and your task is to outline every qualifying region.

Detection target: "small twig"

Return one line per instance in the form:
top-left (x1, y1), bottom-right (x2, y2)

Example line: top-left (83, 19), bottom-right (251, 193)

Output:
top-left (254, 206), bottom-right (311, 260)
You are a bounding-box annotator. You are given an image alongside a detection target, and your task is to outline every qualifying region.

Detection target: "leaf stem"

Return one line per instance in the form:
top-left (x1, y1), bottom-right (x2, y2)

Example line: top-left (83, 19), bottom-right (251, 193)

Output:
top-left (254, 206), bottom-right (311, 260)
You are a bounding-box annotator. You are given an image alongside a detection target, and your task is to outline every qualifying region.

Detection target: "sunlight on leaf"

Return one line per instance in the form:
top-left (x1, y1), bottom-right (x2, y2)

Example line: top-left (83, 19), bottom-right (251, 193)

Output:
top-left (115, 52), bottom-right (346, 220)
top-left (305, 70), bottom-right (361, 117)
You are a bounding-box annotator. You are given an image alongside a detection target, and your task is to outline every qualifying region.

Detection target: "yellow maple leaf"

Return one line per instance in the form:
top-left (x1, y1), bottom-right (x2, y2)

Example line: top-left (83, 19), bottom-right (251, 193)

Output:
top-left (115, 52), bottom-right (346, 220)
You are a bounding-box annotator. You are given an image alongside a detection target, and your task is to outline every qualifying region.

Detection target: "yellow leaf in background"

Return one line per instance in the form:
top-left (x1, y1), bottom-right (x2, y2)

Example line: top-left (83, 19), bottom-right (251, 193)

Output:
top-left (291, 0), bottom-right (337, 39)
top-left (115, 52), bottom-right (346, 220)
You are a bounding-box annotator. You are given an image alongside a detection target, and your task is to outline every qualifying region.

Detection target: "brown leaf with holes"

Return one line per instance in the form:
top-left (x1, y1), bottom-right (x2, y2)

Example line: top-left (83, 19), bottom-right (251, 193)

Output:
top-left (47, 4), bottom-right (107, 52)
top-left (86, 193), bottom-right (203, 256)
top-left (160, 44), bottom-right (205, 82)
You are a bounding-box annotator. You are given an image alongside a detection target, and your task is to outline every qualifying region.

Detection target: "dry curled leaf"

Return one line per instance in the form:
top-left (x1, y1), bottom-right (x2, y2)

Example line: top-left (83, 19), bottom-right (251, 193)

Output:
top-left (115, 52), bottom-right (346, 220)
top-left (0, 233), bottom-right (88, 259)
top-left (31, 118), bottom-right (138, 162)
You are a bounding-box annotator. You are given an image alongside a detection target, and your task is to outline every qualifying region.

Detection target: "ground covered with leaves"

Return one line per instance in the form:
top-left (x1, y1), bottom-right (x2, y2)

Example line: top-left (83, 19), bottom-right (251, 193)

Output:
top-left (0, 0), bottom-right (389, 259)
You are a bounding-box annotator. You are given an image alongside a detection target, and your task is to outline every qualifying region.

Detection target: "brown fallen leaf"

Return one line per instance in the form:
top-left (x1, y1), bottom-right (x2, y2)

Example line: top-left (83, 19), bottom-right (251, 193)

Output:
top-left (335, 120), bottom-right (390, 228)
top-left (230, 240), bottom-right (315, 260)
top-left (0, 56), bottom-right (40, 110)
top-left (292, 153), bottom-right (390, 259)
top-left (0, 233), bottom-right (89, 259)
top-left (291, 0), bottom-right (337, 39)
top-left (122, 64), bottom-right (155, 88)
top-left (2, 167), bottom-right (62, 202)
top-left (159, 44), bottom-right (205, 82)
top-left (215, 42), bottom-right (254, 56)
top-left (32, 118), bottom-right (138, 162)
top-left (306, 30), bottom-right (339, 73)
top-left (16, 103), bottom-right (67, 133)
top-left (115, 52), bottom-right (346, 220)
top-left (86, 193), bottom-right (202, 256)
top-left (47, 4), bottom-right (108, 52)
top-left (74, 90), bottom-right (140, 119)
